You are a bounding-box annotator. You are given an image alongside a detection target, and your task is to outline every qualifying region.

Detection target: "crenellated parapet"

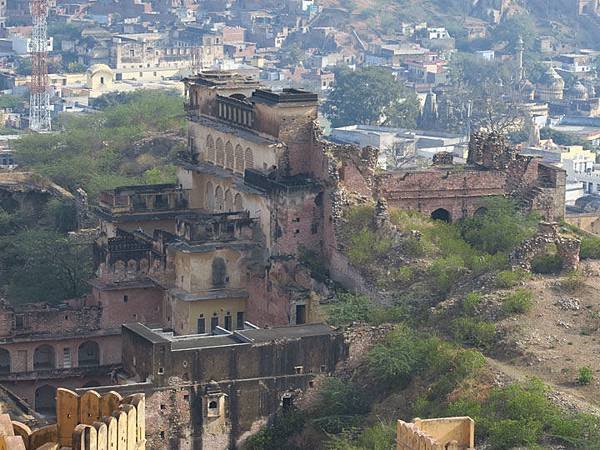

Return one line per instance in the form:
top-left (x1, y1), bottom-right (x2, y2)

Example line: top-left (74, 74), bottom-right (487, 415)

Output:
top-left (0, 388), bottom-right (145, 450)
top-left (397, 417), bottom-right (475, 450)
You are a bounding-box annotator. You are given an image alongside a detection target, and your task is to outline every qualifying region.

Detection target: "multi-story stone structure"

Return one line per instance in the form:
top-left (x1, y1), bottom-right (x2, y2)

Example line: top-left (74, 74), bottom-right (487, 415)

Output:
top-left (0, 290), bottom-right (162, 416)
top-left (92, 70), bottom-right (567, 333)
top-left (0, 72), bottom-right (568, 449)
top-left (95, 322), bottom-right (346, 448)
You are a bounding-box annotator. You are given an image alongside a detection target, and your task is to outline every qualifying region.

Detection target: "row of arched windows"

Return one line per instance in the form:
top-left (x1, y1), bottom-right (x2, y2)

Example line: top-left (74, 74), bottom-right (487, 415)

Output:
top-left (205, 181), bottom-right (244, 212)
top-left (0, 341), bottom-right (100, 374)
top-left (205, 135), bottom-right (254, 173)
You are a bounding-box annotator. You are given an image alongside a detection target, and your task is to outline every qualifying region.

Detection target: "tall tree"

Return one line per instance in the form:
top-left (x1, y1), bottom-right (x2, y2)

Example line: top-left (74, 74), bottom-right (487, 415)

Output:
top-left (323, 67), bottom-right (419, 128)
top-left (0, 230), bottom-right (93, 304)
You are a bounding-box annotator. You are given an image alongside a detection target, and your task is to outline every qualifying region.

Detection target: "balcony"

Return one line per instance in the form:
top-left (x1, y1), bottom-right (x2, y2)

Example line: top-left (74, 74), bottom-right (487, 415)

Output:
top-left (97, 184), bottom-right (190, 218)
top-left (175, 211), bottom-right (254, 244)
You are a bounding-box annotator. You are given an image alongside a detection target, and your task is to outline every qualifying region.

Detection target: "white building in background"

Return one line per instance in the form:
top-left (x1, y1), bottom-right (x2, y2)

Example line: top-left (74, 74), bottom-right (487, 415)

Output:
top-left (328, 124), bottom-right (468, 169)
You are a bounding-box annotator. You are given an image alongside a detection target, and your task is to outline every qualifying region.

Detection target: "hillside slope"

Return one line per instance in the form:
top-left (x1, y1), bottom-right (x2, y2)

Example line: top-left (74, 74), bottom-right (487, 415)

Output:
top-left (318, 0), bottom-right (600, 48)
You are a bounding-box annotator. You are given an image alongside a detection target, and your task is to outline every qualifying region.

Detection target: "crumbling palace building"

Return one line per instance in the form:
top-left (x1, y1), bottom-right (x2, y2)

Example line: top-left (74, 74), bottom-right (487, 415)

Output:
top-left (0, 71), bottom-right (566, 449)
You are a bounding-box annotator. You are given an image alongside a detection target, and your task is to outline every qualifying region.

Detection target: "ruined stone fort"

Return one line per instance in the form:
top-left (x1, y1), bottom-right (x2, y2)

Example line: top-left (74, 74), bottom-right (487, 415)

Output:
top-left (0, 71), bottom-right (566, 448)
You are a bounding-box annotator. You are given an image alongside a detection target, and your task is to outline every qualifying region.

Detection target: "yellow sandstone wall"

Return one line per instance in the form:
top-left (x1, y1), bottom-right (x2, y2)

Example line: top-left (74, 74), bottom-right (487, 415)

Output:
top-left (0, 389), bottom-right (145, 450)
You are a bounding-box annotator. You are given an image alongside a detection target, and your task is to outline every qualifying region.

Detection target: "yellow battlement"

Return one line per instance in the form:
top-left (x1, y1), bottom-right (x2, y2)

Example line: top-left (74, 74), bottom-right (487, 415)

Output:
top-left (0, 388), bottom-right (145, 450)
top-left (397, 416), bottom-right (475, 450)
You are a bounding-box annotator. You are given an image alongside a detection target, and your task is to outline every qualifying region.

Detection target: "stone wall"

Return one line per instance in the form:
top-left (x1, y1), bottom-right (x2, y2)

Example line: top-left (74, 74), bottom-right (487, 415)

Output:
top-left (509, 222), bottom-right (581, 271)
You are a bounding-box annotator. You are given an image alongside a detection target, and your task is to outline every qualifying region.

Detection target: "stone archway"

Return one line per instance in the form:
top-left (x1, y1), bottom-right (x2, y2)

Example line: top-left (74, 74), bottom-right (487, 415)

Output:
top-left (35, 384), bottom-right (56, 415)
top-left (431, 208), bottom-right (452, 223)
top-left (0, 348), bottom-right (9, 374)
top-left (78, 341), bottom-right (100, 367)
top-left (33, 345), bottom-right (55, 370)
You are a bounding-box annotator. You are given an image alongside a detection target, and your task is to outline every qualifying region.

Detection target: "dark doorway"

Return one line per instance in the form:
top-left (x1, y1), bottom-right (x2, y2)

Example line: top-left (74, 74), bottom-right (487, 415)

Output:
top-left (224, 315), bottom-right (232, 331)
top-left (78, 341), bottom-right (100, 367)
top-left (0, 349), bottom-right (9, 374)
top-left (236, 312), bottom-right (244, 330)
top-left (431, 208), bottom-right (451, 223)
top-left (296, 305), bottom-right (306, 325)
top-left (211, 316), bottom-right (219, 331)
top-left (197, 318), bottom-right (206, 334)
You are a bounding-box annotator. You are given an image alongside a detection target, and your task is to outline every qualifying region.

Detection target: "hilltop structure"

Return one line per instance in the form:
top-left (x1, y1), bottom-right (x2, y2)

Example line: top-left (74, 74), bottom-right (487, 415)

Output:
top-left (0, 72), bottom-right (568, 449)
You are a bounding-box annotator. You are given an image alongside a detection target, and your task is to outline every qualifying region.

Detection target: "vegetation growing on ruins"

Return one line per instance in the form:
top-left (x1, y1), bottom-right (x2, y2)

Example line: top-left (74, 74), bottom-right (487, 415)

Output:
top-left (339, 198), bottom-right (536, 299)
top-left (13, 90), bottom-right (183, 201)
top-left (301, 197), bottom-right (600, 449)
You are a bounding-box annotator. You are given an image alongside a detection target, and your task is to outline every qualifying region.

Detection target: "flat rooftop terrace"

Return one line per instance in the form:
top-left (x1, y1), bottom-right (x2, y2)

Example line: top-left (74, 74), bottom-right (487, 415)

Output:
top-left (125, 322), bottom-right (335, 351)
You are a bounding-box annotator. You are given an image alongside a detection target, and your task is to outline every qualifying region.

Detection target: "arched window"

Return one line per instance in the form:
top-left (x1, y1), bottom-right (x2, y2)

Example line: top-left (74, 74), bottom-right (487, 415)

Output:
top-left (35, 385), bottom-right (56, 415)
top-left (431, 208), bottom-right (452, 223)
top-left (244, 147), bottom-right (254, 169)
top-left (34, 345), bottom-right (55, 370)
top-left (225, 142), bottom-right (234, 170)
top-left (234, 193), bottom-right (243, 211)
top-left (0, 349), bottom-right (9, 374)
top-left (215, 186), bottom-right (224, 211)
top-left (216, 138), bottom-right (225, 166)
top-left (235, 144), bottom-right (244, 173)
top-left (206, 135), bottom-right (215, 162)
top-left (205, 181), bottom-right (214, 211)
top-left (211, 257), bottom-right (227, 287)
top-left (78, 341), bottom-right (100, 367)
top-left (224, 189), bottom-right (233, 212)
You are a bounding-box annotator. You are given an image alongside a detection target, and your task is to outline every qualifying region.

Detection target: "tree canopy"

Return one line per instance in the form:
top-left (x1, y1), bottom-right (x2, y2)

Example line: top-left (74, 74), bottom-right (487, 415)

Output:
top-left (14, 90), bottom-right (184, 201)
top-left (323, 67), bottom-right (420, 129)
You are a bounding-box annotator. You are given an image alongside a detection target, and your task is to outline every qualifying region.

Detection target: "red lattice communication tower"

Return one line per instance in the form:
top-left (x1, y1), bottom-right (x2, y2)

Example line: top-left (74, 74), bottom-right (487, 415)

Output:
top-left (29, 0), bottom-right (51, 131)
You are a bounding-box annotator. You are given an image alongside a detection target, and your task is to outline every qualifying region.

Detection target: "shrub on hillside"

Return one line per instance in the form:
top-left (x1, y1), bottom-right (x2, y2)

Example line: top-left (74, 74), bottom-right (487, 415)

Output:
top-left (531, 253), bottom-right (563, 274)
top-left (462, 292), bottom-right (482, 316)
top-left (580, 236), bottom-right (600, 259)
top-left (347, 229), bottom-right (392, 265)
top-left (367, 326), bottom-right (425, 386)
top-left (325, 293), bottom-right (372, 326)
top-left (460, 198), bottom-right (538, 255)
top-left (310, 378), bottom-right (368, 434)
top-left (502, 289), bottom-right (533, 314)
top-left (243, 410), bottom-right (306, 450)
top-left (368, 325), bottom-right (485, 396)
top-left (327, 423), bottom-right (396, 450)
top-left (428, 255), bottom-right (466, 295)
top-left (495, 269), bottom-right (528, 289)
top-left (577, 366), bottom-right (593, 385)
top-left (450, 317), bottom-right (496, 350)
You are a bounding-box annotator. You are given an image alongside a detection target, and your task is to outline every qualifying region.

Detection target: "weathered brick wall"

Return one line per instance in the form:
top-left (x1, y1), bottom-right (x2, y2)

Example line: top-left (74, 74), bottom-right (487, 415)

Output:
top-left (87, 285), bottom-right (164, 330)
top-left (376, 169), bottom-right (506, 221)
top-left (1, 301), bottom-right (103, 338)
top-left (273, 189), bottom-right (323, 256)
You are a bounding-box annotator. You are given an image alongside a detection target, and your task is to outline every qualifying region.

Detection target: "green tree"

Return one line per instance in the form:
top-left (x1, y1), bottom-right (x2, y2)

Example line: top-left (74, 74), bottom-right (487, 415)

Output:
top-left (13, 90), bottom-right (182, 201)
top-left (0, 229), bottom-right (93, 303)
top-left (323, 66), bottom-right (419, 128)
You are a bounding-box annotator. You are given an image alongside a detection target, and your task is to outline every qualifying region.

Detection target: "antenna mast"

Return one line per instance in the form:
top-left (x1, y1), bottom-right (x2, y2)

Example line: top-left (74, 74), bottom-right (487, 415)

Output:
top-left (29, 0), bottom-right (51, 131)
